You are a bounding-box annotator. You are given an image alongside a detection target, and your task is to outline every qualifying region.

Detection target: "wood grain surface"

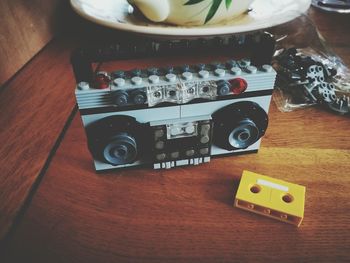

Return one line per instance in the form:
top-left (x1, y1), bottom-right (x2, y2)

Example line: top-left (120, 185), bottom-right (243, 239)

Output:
top-left (0, 40), bottom-right (76, 240)
top-left (1, 6), bottom-right (350, 263)
top-left (3, 103), bottom-right (350, 263)
top-left (308, 9), bottom-right (350, 67)
top-left (0, 0), bottom-right (67, 86)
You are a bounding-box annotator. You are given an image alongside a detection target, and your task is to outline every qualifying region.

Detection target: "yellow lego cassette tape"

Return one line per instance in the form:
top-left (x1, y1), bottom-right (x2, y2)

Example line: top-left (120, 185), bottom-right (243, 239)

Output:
top-left (234, 170), bottom-right (306, 226)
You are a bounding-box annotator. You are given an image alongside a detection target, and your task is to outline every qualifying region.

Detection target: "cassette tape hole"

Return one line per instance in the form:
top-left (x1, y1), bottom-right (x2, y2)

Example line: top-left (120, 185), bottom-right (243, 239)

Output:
top-left (282, 193), bottom-right (294, 204)
top-left (250, 184), bottom-right (261, 194)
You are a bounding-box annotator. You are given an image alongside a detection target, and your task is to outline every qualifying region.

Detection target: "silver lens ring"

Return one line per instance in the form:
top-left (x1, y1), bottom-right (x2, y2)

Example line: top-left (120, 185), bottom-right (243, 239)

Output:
top-left (103, 134), bottom-right (137, 165)
top-left (228, 119), bottom-right (259, 149)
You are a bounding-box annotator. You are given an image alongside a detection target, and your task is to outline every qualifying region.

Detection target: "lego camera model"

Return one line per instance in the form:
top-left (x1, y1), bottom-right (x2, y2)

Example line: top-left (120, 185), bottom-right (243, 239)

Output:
top-left (72, 33), bottom-right (276, 171)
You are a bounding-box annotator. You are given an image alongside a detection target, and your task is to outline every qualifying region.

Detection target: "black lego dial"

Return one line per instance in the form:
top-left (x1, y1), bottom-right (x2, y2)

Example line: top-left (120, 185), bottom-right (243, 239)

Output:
top-left (212, 101), bottom-right (268, 151)
top-left (86, 115), bottom-right (149, 166)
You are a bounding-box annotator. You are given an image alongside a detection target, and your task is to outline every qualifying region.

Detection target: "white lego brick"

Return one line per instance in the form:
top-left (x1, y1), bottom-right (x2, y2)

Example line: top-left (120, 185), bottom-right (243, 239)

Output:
top-left (76, 90), bottom-right (114, 109)
top-left (150, 114), bottom-right (211, 127)
top-left (211, 139), bottom-right (261, 157)
top-left (93, 159), bottom-right (143, 171)
top-left (180, 96), bottom-right (272, 118)
top-left (154, 163), bottom-right (161, 169)
top-left (203, 157), bottom-right (211, 163)
top-left (176, 159), bottom-right (189, 166)
top-left (82, 105), bottom-right (181, 126)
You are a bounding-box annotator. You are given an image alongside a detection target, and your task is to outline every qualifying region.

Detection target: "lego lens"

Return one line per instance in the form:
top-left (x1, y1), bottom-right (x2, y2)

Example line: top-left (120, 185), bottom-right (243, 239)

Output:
top-left (228, 119), bottom-right (259, 149)
top-left (212, 101), bottom-right (268, 151)
top-left (86, 115), bottom-right (144, 167)
top-left (103, 134), bottom-right (137, 166)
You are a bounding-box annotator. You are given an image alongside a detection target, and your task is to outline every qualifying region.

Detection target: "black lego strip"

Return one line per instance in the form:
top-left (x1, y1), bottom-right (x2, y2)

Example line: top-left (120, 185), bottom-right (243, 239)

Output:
top-left (71, 32), bottom-right (276, 83)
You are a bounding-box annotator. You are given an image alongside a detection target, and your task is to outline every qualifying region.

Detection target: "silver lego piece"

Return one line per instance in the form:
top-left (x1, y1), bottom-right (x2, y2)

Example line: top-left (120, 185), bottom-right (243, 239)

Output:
top-left (215, 69), bottom-right (226, 77)
top-left (182, 72), bottom-right (193, 81)
top-left (113, 78), bottom-right (125, 87)
top-left (166, 73), bottom-right (176, 82)
top-left (149, 75), bottom-right (160, 84)
top-left (199, 70), bottom-right (210, 79)
top-left (77, 82), bottom-right (90, 90)
top-left (261, 65), bottom-right (273, 73)
top-left (231, 67), bottom-right (242, 75)
top-left (246, 66), bottom-right (257, 74)
top-left (131, 76), bottom-right (142, 85)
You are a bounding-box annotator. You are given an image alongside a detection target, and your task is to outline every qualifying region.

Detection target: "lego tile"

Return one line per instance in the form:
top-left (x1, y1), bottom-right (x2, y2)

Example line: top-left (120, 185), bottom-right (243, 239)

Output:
top-left (234, 170), bottom-right (306, 226)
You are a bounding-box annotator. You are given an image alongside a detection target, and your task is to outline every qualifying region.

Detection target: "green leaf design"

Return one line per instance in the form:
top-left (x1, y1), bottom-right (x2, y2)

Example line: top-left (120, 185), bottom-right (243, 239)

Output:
top-left (184, 0), bottom-right (206, 5)
top-left (225, 0), bottom-right (232, 9)
top-left (205, 0), bottom-right (223, 24)
top-left (184, 0), bottom-right (228, 24)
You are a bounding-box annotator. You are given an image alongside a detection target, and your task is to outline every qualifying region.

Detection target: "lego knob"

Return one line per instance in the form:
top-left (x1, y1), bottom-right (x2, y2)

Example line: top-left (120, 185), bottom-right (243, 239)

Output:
top-left (227, 119), bottom-right (259, 149)
top-left (131, 90), bottom-right (147, 105)
top-left (131, 69), bottom-right (142, 77)
top-left (102, 134), bottom-right (138, 166)
top-left (212, 101), bottom-right (268, 151)
top-left (166, 73), bottom-right (176, 82)
top-left (148, 75), bottom-right (160, 84)
top-left (226, 60), bottom-right (237, 68)
top-left (231, 67), bottom-right (242, 75)
top-left (112, 71), bottom-right (125, 79)
top-left (216, 80), bottom-right (230, 96)
top-left (215, 69), bottom-right (226, 77)
top-left (211, 62), bottom-right (223, 70)
top-left (239, 59), bottom-right (251, 67)
top-left (196, 64), bottom-right (206, 71)
top-left (199, 70), bottom-right (209, 79)
top-left (182, 65), bottom-right (190, 72)
top-left (164, 66), bottom-right (174, 74)
top-left (114, 91), bottom-right (129, 106)
top-left (182, 72), bottom-right (193, 80)
top-left (246, 66), bottom-right (257, 74)
top-left (147, 67), bottom-right (159, 76)
top-left (77, 82), bottom-right (90, 90)
top-left (131, 76), bottom-right (142, 85)
top-left (113, 78), bottom-right (126, 87)
top-left (261, 65), bottom-right (273, 73)
top-left (86, 115), bottom-right (145, 166)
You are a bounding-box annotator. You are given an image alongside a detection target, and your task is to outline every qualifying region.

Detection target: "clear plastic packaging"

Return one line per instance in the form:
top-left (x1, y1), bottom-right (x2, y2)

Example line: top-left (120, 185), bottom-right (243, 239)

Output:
top-left (269, 14), bottom-right (350, 114)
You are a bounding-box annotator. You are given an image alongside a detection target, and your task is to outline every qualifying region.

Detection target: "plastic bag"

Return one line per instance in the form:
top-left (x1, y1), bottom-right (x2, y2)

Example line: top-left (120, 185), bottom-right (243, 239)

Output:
top-left (269, 14), bottom-right (350, 114)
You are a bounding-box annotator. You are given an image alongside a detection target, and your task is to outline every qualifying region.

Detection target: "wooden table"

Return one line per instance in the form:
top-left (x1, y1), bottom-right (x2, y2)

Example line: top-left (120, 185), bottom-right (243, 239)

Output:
top-left (1, 7), bottom-right (350, 263)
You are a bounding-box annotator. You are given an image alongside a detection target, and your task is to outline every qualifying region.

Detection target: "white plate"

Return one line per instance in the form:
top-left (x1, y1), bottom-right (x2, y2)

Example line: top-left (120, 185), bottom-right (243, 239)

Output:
top-left (71, 0), bottom-right (311, 37)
